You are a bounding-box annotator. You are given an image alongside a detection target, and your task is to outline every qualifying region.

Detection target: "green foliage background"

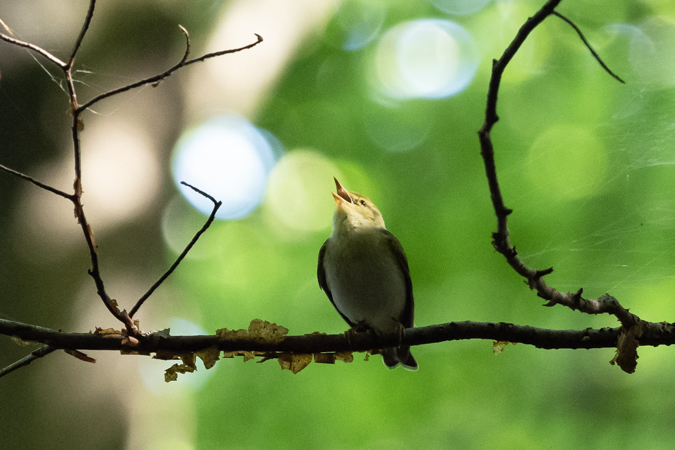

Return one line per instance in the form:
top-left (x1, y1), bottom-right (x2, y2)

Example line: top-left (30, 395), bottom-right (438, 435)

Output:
top-left (2, 0), bottom-right (675, 448)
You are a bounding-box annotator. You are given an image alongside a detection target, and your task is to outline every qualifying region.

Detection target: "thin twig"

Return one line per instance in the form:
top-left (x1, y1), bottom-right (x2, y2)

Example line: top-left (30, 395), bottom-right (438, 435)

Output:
top-left (78, 32), bottom-right (263, 113)
top-left (553, 12), bottom-right (625, 83)
top-left (129, 182), bottom-right (222, 318)
top-left (68, 0), bottom-right (97, 69)
top-left (0, 345), bottom-right (57, 379)
top-left (0, 33), bottom-right (67, 68)
top-left (0, 163), bottom-right (73, 200)
top-left (182, 33), bottom-right (263, 67)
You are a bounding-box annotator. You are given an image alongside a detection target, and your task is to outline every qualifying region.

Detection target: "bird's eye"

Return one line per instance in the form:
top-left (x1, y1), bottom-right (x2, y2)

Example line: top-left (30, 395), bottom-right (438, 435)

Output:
top-left (360, 200), bottom-right (367, 206)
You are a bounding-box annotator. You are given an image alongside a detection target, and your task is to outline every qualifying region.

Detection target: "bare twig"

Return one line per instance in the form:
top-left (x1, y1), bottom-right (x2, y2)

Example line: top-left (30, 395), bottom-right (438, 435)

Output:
top-left (182, 33), bottom-right (264, 66)
top-left (0, 164), bottom-right (72, 200)
top-left (77, 31), bottom-right (263, 112)
top-left (68, 0), bottom-right (97, 69)
top-left (129, 182), bottom-right (222, 318)
top-left (553, 11), bottom-right (625, 84)
top-left (0, 345), bottom-right (57, 379)
top-left (0, 33), bottom-right (67, 68)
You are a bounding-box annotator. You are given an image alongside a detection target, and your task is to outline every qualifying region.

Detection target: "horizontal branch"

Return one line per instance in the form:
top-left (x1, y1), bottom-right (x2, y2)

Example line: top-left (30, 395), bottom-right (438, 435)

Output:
top-left (3, 318), bottom-right (675, 355)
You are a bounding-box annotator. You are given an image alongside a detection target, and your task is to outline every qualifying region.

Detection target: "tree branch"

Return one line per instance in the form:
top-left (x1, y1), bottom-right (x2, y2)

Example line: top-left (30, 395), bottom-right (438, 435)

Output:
top-left (1, 318), bottom-right (673, 358)
top-left (477, 0), bottom-right (632, 328)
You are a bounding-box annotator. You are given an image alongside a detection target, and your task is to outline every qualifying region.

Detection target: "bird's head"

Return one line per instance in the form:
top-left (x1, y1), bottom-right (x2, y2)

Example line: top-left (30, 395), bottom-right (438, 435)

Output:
top-left (331, 178), bottom-right (385, 231)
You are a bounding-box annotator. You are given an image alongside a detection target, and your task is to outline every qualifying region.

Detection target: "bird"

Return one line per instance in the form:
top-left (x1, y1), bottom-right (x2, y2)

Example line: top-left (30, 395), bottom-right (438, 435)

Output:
top-left (317, 178), bottom-right (417, 370)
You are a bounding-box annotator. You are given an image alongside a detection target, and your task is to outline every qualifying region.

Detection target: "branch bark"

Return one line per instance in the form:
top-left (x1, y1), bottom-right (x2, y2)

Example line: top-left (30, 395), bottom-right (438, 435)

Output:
top-left (2, 318), bottom-right (674, 355)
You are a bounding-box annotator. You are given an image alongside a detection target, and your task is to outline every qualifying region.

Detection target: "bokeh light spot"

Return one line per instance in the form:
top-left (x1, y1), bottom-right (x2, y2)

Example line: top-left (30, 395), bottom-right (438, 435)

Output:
top-left (363, 102), bottom-right (433, 153)
top-left (328, 0), bottom-right (386, 51)
top-left (264, 150), bottom-right (342, 233)
top-left (628, 16), bottom-right (675, 90)
top-left (373, 19), bottom-right (479, 99)
top-left (526, 125), bottom-right (608, 201)
top-left (172, 116), bottom-right (278, 220)
top-left (429, 0), bottom-right (491, 16)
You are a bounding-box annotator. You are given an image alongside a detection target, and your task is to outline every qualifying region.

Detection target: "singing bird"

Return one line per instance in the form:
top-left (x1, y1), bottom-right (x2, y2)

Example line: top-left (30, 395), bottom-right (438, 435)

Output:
top-left (317, 178), bottom-right (417, 370)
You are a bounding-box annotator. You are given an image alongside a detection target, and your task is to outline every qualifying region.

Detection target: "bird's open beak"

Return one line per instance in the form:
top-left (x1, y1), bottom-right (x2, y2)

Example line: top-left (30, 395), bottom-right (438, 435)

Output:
top-left (333, 178), bottom-right (352, 205)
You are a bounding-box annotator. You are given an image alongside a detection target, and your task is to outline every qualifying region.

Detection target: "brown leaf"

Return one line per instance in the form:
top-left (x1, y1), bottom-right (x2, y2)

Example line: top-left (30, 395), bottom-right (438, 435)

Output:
top-left (216, 327), bottom-right (249, 340)
top-left (610, 324), bottom-right (642, 374)
top-left (278, 353), bottom-right (312, 374)
top-left (196, 347), bottom-right (220, 370)
top-left (248, 319), bottom-right (289, 342)
top-left (335, 352), bottom-right (354, 363)
top-left (64, 349), bottom-right (96, 363)
top-left (94, 327), bottom-right (119, 335)
top-left (164, 362), bottom-right (196, 383)
top-left (313, 352), bottom-right (354, 364)
top-left (492, 341), bottom-right (515, 355)
top-left (216, 320), bottom-right (289, 344)
top-left (180, 353), bottom-right (197, 370)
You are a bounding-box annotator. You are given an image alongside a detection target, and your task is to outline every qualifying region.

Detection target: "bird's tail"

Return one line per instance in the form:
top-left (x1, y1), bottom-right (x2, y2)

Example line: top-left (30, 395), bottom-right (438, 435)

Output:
top-left (381, 346), bottom-right (418, 371)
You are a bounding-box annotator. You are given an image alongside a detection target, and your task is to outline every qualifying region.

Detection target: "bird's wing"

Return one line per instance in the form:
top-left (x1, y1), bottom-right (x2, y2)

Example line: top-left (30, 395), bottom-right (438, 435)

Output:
top-left (317, 239), bottom-right (354, 326)
top-left (382, 230), bottom-right (415, 329)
